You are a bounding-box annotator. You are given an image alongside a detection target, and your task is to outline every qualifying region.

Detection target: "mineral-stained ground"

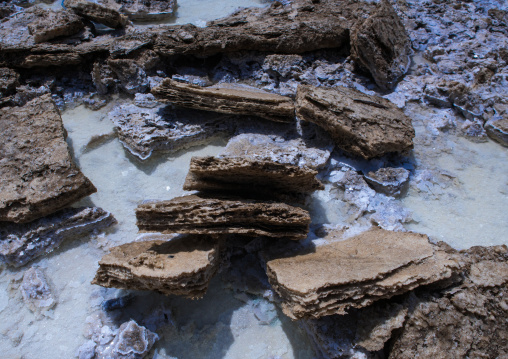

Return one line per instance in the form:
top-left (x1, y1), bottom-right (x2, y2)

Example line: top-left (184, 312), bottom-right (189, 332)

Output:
top-left (0, 0), bottom-right (507, 358)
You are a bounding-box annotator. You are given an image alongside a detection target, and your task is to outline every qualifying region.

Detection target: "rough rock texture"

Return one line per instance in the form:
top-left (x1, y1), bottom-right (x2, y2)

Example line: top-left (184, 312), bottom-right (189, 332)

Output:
top-left (350, 0), bottom-right (411, 91)
top-left (64, 0), bottom-right (128, 29)
top-left (0, 67), bottom-right (19, 95)
top-left (100, 320), bottom-right (158, 359)
top-left (295, 85), bottom-right (415, 159)
top-left (183, 156), bottom-right (324, 200)
top-left (364, 167), bottom-right (410, 197)
top-left (0, 207), bottom-right (116, 267)
top-left (265, 228), bottom-right (459, 319)
top-left (27, 9), bottom-right (84, 43)
top-left (136, 194), bottom-right (310, 240)
top-left (390, 245), bottom-right (508, 359)
top-left (302, 299), bottom-right (408, 358)
top-left (153, 1), bottom-right (355, 57)
top-left (0, 95), bottom-right (97, 223)
top-left (93, 236), bottom-right (221, 299)
top-left (100, 0), bottom-right (177, 21)
top-left (20, 267), bottom-right (56, 312)
top-left (152, 80), bottom-right (295, 123)
top-left (109, 104), bottom-right (234, 160)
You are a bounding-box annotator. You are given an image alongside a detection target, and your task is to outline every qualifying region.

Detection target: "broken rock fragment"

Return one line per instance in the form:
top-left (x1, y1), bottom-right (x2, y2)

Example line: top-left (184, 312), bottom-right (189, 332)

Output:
top-left (64, 0), bottom-right (128, 29)
top-left (152, 80), bottom-right (295, 123)
top-left (265, 228), bottom-right (459, 319)
top-left (0, 67), bottom-right (19, 95)
top-left (350, 0), bottom-right (411, 91)
top-left (109, 104), bottom-right (234, 160)
top-left (296, 85), bottom-right (415, 159)
top-left (27, 9), bottom-right (84, 43)
top-left (99, 0), bottom-right (177, 21)
top-left (364, 167), bottom-right (410, 197)
top-left (136, 194), bottom-right (310, 240)
top-left (93, 235), bottom-right (221, 299)
top-left (183, 156), bottom-right (324, 200)
top-left (0, 94), bottom-right (97, 223)
top-left (0, 207), bottom-right (116, 267)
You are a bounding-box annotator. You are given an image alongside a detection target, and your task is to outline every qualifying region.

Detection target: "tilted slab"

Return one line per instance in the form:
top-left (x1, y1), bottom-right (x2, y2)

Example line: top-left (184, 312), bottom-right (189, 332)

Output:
top-left (92, 235), bottom-right (221, 299)
top-left (296, 85), bottom-right (415, 159)
top-left (0, 207), bottom-right (116, 267)
top-left (0, 94), bottom-right (97, 223)
top-left (183, 156), bottom-right (324, 200)
top-left (152, 80), bottom-right (295, 123)
top-left (136, 194), bottom-right (310, 240)
top-left (265, 228), bottom-right (459, 319)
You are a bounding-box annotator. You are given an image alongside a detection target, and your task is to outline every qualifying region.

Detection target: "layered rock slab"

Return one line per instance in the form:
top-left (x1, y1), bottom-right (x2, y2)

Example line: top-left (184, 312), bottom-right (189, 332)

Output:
top-left (390, 245), bottom-right (508, 359)
top-left (350, 0), bottom-right (411, 91)
top-left (109, 103), bottom-right (234, 160)
top-left (0, 207), bottom-right (116, 267)
top-left (152, 80), bottom-right (295, 123)
top-left (0, 94), bottom-right (97, 223)
top-left (136, 195), bottom-right (310, 240)
top-left (265, 228), bottom-right (459, 319)
top-left (295, 85), bottom-right (415, 159)
top-left (27, 9), bottom-right (84, 43)
top-left (183, 156), bottom-right (324, 200)
top-left (99, 0), bottom-right (177, 21)
top-left (93, 236), bottom-right (221, 299)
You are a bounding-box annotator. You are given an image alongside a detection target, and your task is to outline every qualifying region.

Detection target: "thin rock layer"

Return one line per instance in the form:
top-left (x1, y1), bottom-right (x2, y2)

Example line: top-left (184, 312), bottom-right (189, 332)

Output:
top-left (93, 235), bottom-right (221, 299)
top-left (136, 194), bottom-right (310, 240)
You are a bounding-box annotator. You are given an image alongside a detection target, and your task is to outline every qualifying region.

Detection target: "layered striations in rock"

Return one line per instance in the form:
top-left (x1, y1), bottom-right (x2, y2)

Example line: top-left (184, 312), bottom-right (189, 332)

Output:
top-left (350, 0), bottom-right (411, 91)
top-left (265, 228), bottom-right (459, 319)
top-left (109, 103), bottom-right (234, 160)
top-left (296, 85), bottom-right (415, 159)
top-left (183, 156), bottom-right (324, 200)
top-left (93, 235), bottom-right (221, 299)
top-left (152, 80), bottom-right (295, 123)
top-left (136, 195), bottom-right (310, 240)
top-left (0, 207), bottom-right (116, 267)
top-left (390, 245), bottom-right (508, 359)
top-left (64, 0), bottom-right (128, 29)
top-left (99, 0), bottom-right (177, 21)
top-left (0, 95), bottom-right (97, 223)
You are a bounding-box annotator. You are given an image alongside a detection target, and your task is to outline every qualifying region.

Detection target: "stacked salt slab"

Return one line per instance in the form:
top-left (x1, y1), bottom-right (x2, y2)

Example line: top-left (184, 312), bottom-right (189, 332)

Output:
top-left (265, 228), bottom-right (460, 319)
top-left (95, 155), bottom-right (320, 298)
top-left (0, 95), bottom-right (115, 266)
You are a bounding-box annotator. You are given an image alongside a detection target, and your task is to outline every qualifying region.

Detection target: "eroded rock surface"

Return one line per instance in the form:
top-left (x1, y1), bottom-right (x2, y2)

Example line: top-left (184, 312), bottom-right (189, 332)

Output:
top-left (93, 235), bottom-right (221, 299)
top-left (265, 228), bottom-right (459, 319)
top-left (296, 85), bottom-right (415, 159)
top-left (27, 9), bottom-right (84, 43)
top-left (183, 156), bottom-right (324, 200)
top-left (64, 0), bottom-right (128, 29)
top-left (0, 95), bottom-right (97, 223)
top-left (20, 267), bottom-right (56, 312)
top-left (0, 67), bottom-right (19, 95)
top-left (0, 207), bottom-right (116, 267)
top-left (390, 245), bottom-right (508, 359)
top-left (109, 103), bottom-right (234, 160)
top-left (136, 194), bottom-right (310, 240)
top-left (99, 0), bottom-right (177, 21)
top-left (152, 80), bottom-right (295, 123)
top-left (350, 0), bottom-right (411, 91)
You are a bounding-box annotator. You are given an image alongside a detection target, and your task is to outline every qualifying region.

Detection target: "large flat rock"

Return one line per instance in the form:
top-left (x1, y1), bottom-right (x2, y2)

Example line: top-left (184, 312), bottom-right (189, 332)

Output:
top-left (265, 228), bottom-right (459, 319)
top-left (136, 194), bottom-right (310, 240)
top-left (0, 207), bottom-right (116, 267)
top-left (0, 95), bottom-right (97, 223)
top-left (183, 156), bottom-right (324, 200)
top-left (64, 0), bottom-right (128, 29)
top-left (350, 0), bottom-right (411, 91)
top-left (27, 9), bottom-right (84, 43)
top-left (152, 80), bottom-right (295, 123)
top-left (296, 85), bottom-right (415, 159)
top-left (92, 235), bottom-right (221, 299)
